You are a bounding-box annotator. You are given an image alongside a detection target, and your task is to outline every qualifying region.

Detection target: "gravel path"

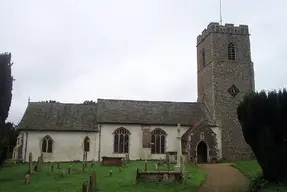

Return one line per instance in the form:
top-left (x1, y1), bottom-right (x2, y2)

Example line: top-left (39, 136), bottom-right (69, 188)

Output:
top-left (196, 163), bottom-right (250, 192)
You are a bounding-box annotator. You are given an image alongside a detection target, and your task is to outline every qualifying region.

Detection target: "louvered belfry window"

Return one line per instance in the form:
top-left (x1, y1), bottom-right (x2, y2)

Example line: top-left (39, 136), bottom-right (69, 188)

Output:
top-left (228, 42), bottom-right (236, 60)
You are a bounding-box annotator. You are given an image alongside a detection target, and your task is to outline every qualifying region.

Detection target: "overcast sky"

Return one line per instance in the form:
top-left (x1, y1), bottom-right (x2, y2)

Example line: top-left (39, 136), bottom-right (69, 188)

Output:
top-left (1, 0), bottom-right (286, 124)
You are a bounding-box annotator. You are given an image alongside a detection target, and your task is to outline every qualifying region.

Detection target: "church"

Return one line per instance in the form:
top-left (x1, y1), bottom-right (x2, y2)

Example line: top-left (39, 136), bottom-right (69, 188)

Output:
top-left (12, 22), bottom-right (255, 163)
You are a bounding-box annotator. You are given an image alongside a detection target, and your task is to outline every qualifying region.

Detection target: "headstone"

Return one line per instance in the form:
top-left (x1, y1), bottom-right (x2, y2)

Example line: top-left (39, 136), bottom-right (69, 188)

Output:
top-left (159, 158), bottom-right (162, 165)
top-left (28, 152), bottom-right (33, 174)
top-left (34, 165), bottom-right (37, 172)
top-left (25, 174), bottom-right (30, 184)
top-left (83, 152), bottom-right (88, 169)
top-left (82, 181), bottom-right (88, 192)
top-left (92, 171), bottom-right (97, 188)
top-left (40, 153), bottom-right (44, 163)
top-left (89, 175), bottom-right (95, 192)
top-left (154, 163), bottom-right (158, 171)
top-left (68, 165), bottom-right (72, 175)
top-left (82, 163), bottom-right (86, 172)
top-left (144, 161), bottom-right (148, 171)
top-left (36, 156), bottom-right (41, 171)
top-left (169, 154), bottom-right (176, 163)
top-left (91, 159), bottom-right (96, 168)
top-left (167, 155), bottom-right (170, 171)
top-left (163, 174), bottom-right (169, 181)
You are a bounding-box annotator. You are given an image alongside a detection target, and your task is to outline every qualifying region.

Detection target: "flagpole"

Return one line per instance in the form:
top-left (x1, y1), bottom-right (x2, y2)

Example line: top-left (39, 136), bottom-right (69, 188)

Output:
top-left (220, 0), bottom-right (223, 25)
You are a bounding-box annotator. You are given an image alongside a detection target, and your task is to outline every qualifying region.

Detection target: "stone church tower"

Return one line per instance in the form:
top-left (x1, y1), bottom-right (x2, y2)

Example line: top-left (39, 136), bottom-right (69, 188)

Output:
top-left (196, 22), bottom-right (255, 160)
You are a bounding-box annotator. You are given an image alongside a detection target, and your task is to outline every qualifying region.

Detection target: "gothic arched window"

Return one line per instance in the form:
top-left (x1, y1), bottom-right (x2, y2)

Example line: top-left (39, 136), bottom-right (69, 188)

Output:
top-left (113, 127), bottom-right (130, 154)
top-left (84, 137), bottom-right (90, 152)
top-left (228, 42), bottom-right (236, 60)
top-left (202, 49), bottom-right (206, 66)
top-left (151, 128), bottom-right (166, 154)
top-left (41, 135), bottom-right (53, 153)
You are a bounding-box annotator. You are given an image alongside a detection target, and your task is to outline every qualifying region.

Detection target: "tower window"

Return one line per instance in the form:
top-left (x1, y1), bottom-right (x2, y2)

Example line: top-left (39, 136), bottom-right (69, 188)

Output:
top-left (202, 49), bottom-right (206, 66)
top-left (228, 43), bottom-right (236, 60)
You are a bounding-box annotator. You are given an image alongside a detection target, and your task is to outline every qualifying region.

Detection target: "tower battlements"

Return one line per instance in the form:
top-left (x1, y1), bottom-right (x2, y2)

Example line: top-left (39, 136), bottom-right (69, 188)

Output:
top-left (197, 22), bottom-right (249, 45)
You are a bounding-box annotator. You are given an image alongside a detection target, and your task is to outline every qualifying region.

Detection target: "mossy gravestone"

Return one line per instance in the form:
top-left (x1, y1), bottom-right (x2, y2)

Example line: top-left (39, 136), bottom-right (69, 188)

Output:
top-left (28, 152), bottom-right (33, 174)
top-left (144, 161), bottom-right (147, 171)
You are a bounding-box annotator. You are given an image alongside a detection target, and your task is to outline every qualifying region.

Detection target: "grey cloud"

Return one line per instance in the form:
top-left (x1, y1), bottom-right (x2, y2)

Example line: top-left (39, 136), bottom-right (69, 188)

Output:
top-left (0, 0), bottom-right (286, 123)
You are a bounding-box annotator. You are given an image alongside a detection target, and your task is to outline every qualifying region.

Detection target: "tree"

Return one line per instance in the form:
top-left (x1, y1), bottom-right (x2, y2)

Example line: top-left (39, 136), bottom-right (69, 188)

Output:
top-left (0, 52), bottom-right (13, 167)
top-left (237, 89), bottom-right (287, 183)
top-left (83, 100), bottom-right (96, 105)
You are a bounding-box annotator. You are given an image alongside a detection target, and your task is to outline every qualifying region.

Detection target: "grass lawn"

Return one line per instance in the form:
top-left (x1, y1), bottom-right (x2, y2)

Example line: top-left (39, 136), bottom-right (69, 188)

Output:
top-left (233, 160), bottom-right (287, 191)
top-left (0, 161), bottom-right (205, 192)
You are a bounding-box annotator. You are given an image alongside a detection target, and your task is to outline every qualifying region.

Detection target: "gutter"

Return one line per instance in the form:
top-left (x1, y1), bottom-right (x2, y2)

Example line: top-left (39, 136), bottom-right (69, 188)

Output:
top-left (23, 132), bottom-right (28, 163)
top-left (97, 125), bottom-right (101, 162)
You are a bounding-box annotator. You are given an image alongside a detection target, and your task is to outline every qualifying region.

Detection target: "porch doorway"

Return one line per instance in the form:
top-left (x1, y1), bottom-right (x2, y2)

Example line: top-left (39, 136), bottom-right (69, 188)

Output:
top-left (197, 141), bottom-right (208, 163)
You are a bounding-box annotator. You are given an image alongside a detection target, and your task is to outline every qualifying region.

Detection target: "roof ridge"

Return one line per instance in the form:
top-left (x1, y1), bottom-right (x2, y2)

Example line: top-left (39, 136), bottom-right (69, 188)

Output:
top-left (29, 102), bottom-right (96, 105)
top-left (97, 98), bottom-right (198, 104)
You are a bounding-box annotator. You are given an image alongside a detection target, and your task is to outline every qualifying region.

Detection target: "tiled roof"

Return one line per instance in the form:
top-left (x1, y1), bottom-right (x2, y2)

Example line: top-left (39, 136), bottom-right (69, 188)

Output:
top-left (97, 99), bottom-right (214, 126)
top-left (18, 99), bottom-right (215, 131)
top-left (19, 102), bottom-right (97, 131)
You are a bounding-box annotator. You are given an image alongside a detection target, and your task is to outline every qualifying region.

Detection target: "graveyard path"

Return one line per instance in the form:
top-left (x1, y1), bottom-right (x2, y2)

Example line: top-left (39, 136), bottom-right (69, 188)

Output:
top-left (196, 163), bottom-right (250, 192)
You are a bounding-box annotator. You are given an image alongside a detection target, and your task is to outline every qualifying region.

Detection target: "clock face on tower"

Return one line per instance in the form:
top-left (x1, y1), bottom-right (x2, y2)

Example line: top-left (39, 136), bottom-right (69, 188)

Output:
top-left (228, 84), bottom-right (240, 97)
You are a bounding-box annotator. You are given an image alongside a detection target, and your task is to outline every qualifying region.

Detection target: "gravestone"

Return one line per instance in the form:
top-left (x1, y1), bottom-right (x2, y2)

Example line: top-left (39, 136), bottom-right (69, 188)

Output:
top-left (25, 174), bottom-right (30, 184)
top-left (144, 161), bottom-right (148, 171)
top-left (28, 152), bottom-right (33, 174)
top-left (82, 181), bottom-right (88, 192)
top-left (36, 156), bottom-right (42, 171)
top-left (68, 165), bottom-right (72, 175)
top-left (169, 154), bottom-right (177, 163)
top-left (154, 163), bottom-right (158, 170)
top-left (40, 153), bottom-right (44, 163)
top-left (89, 172), bottom-right (96, 192)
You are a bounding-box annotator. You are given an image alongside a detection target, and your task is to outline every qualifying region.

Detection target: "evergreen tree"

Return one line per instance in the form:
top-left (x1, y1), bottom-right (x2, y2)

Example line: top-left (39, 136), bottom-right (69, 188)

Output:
top-left (0, 52), bottom-right (13, 167)
top-left (237, 89), bottom-right (287, 183)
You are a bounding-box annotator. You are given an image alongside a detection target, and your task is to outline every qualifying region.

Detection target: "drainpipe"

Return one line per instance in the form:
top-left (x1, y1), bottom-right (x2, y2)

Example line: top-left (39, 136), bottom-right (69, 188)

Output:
top-left (97, 125), bottom-right (101, 162)
top-left (24, 132), bottom-right (28, 163)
